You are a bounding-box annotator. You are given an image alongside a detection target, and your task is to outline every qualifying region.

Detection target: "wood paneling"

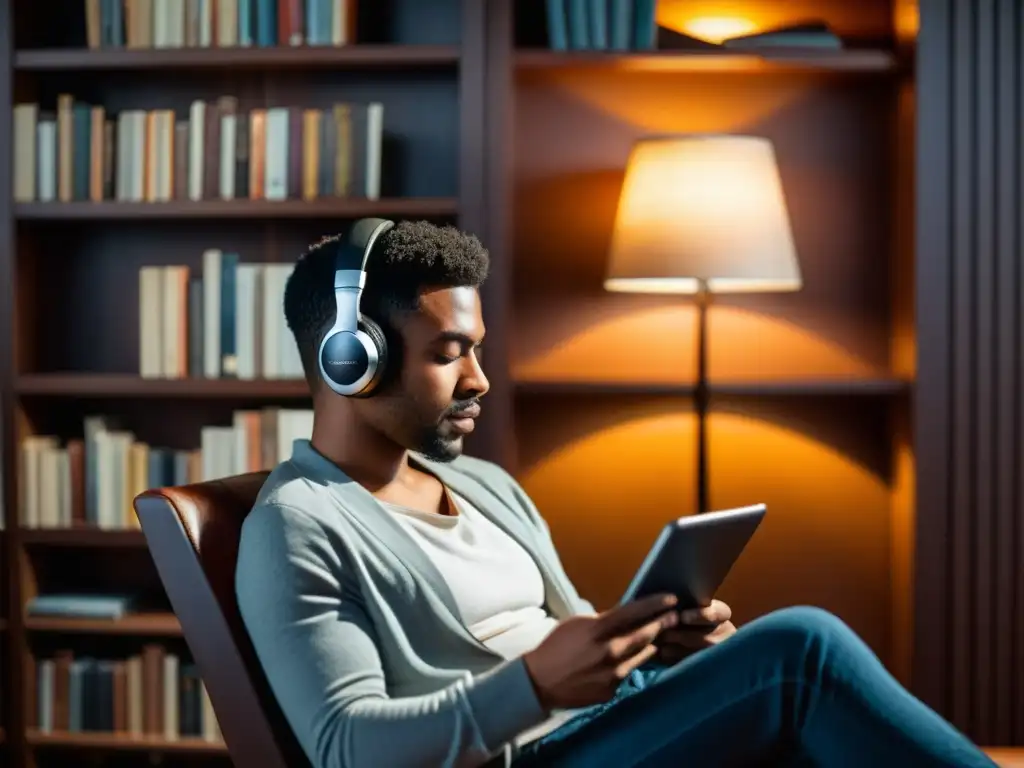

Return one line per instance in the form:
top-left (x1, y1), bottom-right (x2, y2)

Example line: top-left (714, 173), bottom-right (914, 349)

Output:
top-left (915, 0), bottom-right (1024, 746)
top-left (480, 0), bottom-right (518, 470)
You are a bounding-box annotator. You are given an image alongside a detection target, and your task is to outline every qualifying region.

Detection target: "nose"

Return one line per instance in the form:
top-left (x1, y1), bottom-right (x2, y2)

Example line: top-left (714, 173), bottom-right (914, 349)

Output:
top-left (461, 348), bottom-right (490, 398)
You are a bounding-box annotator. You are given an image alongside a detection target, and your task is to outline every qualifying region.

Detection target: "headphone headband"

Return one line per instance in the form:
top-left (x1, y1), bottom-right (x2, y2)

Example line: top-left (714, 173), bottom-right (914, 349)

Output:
top-left (334, 217), bottom-right (395, 278)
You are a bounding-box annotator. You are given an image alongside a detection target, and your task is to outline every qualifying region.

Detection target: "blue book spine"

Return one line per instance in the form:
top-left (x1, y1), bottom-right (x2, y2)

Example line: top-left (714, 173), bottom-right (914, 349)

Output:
top-left (256, 0), bottom-right (277, 47)
top-left (609, 0), bottom-right (631, 50)
top-left (220, 253), bottom-right (239, 377)
top-left (239, 0), bottom-right (254, 45)
top-left (546, 0), bottom-right (568, 50)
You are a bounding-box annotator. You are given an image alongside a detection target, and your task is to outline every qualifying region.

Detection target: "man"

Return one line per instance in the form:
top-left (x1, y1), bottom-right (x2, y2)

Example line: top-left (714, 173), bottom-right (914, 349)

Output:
top-left (236, 220), bottom-right (996, 768)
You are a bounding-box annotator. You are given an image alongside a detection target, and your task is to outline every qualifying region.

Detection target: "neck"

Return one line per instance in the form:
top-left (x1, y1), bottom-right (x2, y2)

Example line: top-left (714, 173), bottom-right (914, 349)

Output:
top-left (310, 402), bottom-right (413, 491)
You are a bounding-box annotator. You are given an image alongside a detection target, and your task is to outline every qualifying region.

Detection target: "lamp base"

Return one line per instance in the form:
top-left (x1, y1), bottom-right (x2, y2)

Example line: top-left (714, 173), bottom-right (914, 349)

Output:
top-left (695, 288), bottom-right (710, 515)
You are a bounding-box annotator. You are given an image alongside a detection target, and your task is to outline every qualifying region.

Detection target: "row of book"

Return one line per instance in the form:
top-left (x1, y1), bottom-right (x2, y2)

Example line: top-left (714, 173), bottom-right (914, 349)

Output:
top-left (139, 254), bottom-right (307, 380)
top-left (546, 0), bottom-right (657, 51)
top-left (31, 645), bottom-right (223, 742)
top-left (11, 96), bottom-right (383, 204)
top-left (85, 0), bottom-right (356, 49)
top-left (18, 408), bottom-right (313, 529)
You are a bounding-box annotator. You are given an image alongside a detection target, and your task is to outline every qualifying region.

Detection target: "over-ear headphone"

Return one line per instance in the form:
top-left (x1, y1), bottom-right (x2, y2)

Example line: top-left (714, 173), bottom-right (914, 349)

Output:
top-left (317, 217), bottom-right (395, 397)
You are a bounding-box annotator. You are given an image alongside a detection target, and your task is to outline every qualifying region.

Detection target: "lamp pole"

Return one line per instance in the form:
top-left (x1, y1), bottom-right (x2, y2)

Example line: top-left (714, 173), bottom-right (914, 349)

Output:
top-left (694, 284), bottom-right (710, 515)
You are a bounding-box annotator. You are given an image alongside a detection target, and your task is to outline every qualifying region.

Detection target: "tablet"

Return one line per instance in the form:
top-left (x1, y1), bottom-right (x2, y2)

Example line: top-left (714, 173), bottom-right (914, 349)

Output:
top-left (619, 503), bottom-right (766, 609)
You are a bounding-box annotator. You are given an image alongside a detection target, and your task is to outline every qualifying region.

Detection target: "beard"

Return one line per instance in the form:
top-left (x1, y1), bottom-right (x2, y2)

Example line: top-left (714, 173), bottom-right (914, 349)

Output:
top-left (413, 429), bottom-right (461, 462)
top-left (410, 396), bottom-right (480, 462)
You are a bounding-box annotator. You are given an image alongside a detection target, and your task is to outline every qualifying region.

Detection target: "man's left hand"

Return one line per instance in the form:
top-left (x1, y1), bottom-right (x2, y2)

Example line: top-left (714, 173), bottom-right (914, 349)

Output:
top-left (654, 599), bottom-right (737, 664)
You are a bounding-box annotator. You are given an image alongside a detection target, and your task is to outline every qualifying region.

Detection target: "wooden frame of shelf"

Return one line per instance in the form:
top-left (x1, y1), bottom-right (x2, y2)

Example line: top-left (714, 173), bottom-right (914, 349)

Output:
top-left (14, 373), bottom-right (911, 399)
top-left (27, 730), bottom-right (226, 754)
top-left (1, 1), bottom-right (487, 764)
top-left (19, 528), bottom-right (147, 547)
top-left (24, 613), bottom-right (181, 636)
top-left (514, 47), bottom-right (901, 74)
top-left (14, 197), bottom-right (458, 220)
top-left (14, 44), bottom-right (460, 71)
top-left (15, 374), bottom-right (312, 398)
top-left (514, 378), bottom-right (911, 397)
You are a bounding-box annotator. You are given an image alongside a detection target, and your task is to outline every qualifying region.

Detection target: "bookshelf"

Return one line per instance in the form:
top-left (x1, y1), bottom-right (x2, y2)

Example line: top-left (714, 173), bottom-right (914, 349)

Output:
top-left (494, 0), bottom-right (920, 727)
top-left (1, 0), bottom-right (1017, 764)
top-left (1, 0), bottom-right (488, 765)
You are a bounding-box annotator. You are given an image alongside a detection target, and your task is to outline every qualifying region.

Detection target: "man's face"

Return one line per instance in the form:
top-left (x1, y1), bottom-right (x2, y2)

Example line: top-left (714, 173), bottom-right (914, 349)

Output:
top-left (355, 285), bottom-right (489, 462)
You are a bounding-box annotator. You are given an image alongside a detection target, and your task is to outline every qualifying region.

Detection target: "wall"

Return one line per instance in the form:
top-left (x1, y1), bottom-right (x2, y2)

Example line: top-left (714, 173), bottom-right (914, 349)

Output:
top-left (916, 0), bottom-right (1024, 746)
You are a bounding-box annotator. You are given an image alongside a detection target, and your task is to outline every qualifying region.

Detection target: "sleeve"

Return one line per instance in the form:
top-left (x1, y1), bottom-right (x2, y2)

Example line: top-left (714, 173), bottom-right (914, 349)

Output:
top-left (235, 502), bottom-right (549, 768)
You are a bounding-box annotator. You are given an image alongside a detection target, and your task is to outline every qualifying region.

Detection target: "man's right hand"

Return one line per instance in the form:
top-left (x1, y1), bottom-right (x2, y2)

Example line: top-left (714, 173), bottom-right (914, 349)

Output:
top-left (522, 594), bottom-right (679, 711)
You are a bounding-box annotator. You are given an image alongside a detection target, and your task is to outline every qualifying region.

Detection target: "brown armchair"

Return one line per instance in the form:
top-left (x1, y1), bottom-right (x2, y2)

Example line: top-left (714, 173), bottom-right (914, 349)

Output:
top-left (133, 472), bottom-right (311, 768)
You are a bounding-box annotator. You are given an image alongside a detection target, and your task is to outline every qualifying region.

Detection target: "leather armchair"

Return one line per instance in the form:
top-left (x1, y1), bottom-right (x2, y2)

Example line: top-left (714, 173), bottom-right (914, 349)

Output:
top-left (133, 472), bottom-right (310, 768)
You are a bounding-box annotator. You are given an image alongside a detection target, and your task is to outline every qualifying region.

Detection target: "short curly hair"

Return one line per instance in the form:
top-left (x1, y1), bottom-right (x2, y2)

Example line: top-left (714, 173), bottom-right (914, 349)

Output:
top-left (284, 219), bottom-right (490, 389)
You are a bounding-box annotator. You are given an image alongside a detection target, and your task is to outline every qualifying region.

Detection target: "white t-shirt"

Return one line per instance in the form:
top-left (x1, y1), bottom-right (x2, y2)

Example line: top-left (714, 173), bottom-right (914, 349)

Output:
top-left (381, 490), bottom-right (579, 744)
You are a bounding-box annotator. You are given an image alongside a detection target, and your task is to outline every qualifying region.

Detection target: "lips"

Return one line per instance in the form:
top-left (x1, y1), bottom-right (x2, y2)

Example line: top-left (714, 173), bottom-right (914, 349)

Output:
top-left (448, 403), bottom-right (481, 420)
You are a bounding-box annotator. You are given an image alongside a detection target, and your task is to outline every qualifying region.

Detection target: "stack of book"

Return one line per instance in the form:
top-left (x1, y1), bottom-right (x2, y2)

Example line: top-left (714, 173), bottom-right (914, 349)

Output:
top-left (12, 96), bottom-right (383, 203)
top-left (85, 0), bottom-right (357, 49)
top-left (32, 645), bottom-right (223, 742)
top-left (18, 408), bottom-right (313, 529)
top-left (139, 254), bottom-right (307, 380)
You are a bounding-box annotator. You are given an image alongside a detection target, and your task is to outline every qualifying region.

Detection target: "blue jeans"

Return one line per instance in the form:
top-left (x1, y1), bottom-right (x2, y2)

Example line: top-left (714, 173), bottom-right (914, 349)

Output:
top-left (512, 606), bottom-right (997, 767)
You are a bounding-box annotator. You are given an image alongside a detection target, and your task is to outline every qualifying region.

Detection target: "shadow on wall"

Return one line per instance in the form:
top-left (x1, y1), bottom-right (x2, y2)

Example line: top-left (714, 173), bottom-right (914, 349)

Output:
top-left (514, 394), bottom-right (894, 663)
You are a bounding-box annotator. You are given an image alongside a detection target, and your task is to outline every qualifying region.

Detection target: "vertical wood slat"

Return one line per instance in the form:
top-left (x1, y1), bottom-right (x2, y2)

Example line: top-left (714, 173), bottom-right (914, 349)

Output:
top-left (482, 0), bottom-right (517, 471)
top-left (1014, 0), bottom-right (1024, 743)
top-left (973, 0), bottom-right (996, 747)
top-left (459, 0), bottom-right (512, 468)
top-left (950, 0), bottom-right (976, 735)
top-left (913, 0), bottom-right (953, 718)
top-left (0, 1), bottom-right (23, 765)
top-left (917, 0), bottom-right (1024, 746)
top-left (994, 0), bottom-right (1019, 747)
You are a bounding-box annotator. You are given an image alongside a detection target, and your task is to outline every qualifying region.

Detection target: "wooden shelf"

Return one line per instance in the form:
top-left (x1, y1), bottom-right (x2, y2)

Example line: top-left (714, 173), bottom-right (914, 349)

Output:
top-left (14, 44), bottom-right (460, 71)
top-left (14, 197), bottom-right (458, 221)
top-left (16, 374), bottom-right (912, 399)
top-left (27, 730), bottom-right (226, 754)
top-left (20, 527), bottom-right (147, 546)
top-left (712, 379), bottom-right (911, 396)
top-left (24, 613), bottom-right (181, 636)
top-left (16, 373), bottom-right (311, 398)
top-left (514, 378), bottom-right (911, 397)
top-left (515, 48), bottom-right (899, 74)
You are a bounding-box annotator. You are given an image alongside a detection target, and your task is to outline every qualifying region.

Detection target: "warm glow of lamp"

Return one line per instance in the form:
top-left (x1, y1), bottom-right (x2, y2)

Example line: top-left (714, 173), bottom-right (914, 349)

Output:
top-left (605, 135), bottom-right (802, 295)
top-left (605, 134), bottom-right (802, 516)
top-left (678, 16), bottom-right (758, 43)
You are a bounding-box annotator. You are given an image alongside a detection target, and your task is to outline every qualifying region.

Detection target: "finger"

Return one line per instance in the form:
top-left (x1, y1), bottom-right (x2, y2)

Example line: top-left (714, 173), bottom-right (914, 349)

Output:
top-left (680, 599), bottom-right (731, 626)
top-left (608, 612), bottom-right (677, 661)
top-left (706, 620), bottom-right (737, 644)
top-left (613, 642), bottom-right (659, 680)
top-left (597, 594), bottom-right (678, 637)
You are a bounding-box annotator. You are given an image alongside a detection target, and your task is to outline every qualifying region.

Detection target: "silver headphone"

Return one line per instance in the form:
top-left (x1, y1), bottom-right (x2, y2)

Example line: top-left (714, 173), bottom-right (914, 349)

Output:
top-left (316, 217), bottom-right (395, 397)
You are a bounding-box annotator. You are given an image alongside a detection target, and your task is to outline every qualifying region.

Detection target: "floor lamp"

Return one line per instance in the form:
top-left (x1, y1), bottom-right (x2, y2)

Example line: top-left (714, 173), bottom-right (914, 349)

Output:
top-left (604, 135), bottom-right (803, 515)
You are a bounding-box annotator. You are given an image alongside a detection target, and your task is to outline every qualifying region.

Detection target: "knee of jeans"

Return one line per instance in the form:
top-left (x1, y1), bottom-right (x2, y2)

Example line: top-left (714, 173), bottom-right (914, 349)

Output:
top-left (760, 605), bottom-right (858, 650)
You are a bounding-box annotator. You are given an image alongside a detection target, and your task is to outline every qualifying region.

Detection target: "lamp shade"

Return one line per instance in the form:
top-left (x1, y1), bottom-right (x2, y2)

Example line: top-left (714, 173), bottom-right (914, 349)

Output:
top-left (605, 135), bottom-right (802, 294)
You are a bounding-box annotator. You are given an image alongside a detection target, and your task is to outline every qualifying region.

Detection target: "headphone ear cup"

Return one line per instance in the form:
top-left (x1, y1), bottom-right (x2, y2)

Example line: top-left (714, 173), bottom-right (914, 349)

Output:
top-left (355, 316), bottom-right (389, 397)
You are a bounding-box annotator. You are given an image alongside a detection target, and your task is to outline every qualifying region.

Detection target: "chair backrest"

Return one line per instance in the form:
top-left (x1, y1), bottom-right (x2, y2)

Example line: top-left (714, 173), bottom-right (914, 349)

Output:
top-left (133, 472), bottom-right (311, 768)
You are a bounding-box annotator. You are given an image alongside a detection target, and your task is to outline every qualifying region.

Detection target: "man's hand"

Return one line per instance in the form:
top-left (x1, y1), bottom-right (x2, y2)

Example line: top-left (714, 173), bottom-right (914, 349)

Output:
top-left (654, 599), bottom-right (737, 665)
top-left (523, 594), bottom-right (680, 711)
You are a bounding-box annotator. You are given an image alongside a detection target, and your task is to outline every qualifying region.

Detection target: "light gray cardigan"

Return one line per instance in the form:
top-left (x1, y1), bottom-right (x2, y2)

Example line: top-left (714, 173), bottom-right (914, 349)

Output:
top-left (235, 440), bottom-right (595, 768)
